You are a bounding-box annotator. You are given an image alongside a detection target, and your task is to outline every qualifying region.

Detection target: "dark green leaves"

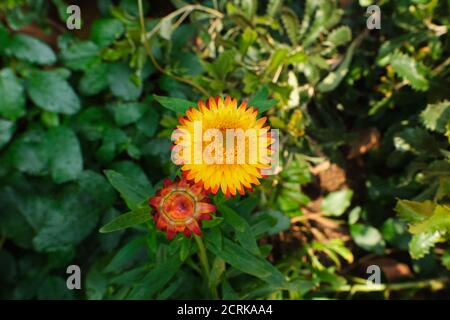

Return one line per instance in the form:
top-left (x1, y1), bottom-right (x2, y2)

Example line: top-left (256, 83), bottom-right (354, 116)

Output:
top-left (27, 71), bottom-right (81, 115)
top-left (248, 86), bottom-right (278, 113)
top-left (0, 68), bottom-right (25, 120)
top-left (91, 18), bottom-right (124, 48)
top-left (45, 127), bottom-right (83, 183)
top-left (99, 207), bottom-right (151, 233)
top-left (104, 170), bottom-right (153, 209)
top-left (108, 62), bottom-right (142, 101)
top-left (110, 102), bottom-right (147, 126)
top-left (127, 255), bottom-right (183, 299)
top-left (218, 203), bottom-right (246, 232)
top-left (61, 41), bottom-right (100, 71)
top-left (4, 34), bottom-right (56, 65)
top-left (207, 237), bottom-right (287, 287)
top-left (0, 119), bottom-right (15, 149)
top-left (154, 95), bottom-right (195, 114)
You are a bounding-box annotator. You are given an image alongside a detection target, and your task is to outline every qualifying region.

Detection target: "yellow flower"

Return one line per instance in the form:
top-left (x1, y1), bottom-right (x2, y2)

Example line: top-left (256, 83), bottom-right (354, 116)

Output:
top-left (173, 96), bottom-right (273, 197)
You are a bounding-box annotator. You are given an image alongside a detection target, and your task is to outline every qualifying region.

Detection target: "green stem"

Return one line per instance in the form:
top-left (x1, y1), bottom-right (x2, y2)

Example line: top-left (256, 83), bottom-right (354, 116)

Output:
top-left (137, 0), bottom-right (211, 97)
top-left (194, 235), bottom-right (218, 298)
top-left (194, 235), bottom-right (210, 276)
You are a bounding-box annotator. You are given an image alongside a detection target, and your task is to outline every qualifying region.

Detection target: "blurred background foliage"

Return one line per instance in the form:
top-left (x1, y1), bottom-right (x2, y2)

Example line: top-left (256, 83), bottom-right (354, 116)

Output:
top-left (0, 0), bottom-right (450, 299)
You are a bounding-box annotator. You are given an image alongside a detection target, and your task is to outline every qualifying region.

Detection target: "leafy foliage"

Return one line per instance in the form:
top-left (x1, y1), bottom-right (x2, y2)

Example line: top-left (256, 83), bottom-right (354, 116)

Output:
top-left (0, 0), bottom-right (450, 300)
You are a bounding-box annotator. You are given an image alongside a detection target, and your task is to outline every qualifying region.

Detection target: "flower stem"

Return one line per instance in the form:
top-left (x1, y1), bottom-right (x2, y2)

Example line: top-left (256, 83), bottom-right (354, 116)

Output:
top-left (194, 235), bottom-right (217, 298)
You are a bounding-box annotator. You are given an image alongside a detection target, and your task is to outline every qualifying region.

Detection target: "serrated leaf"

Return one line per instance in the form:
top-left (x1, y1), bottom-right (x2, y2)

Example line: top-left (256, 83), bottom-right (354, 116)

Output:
top-left (266, 0), bottom-right (283, 16)
top-left (409, 205), bottom-right (450, 235)
top-left (409, 231), bottom-right (441, 259)
top-left (317, 38), bottom-right (356, 92)
top-left (390, 52), bottom-right (429, 91)
top-left (420, 101), bottom-right (450, 133)
top-left (326, 26), bottom-right (352, 47)
top-left (99, 207), bottom-right (151, 233)
top-left (153, 95), bottom-right (196, 114)
top-left (395, 199), bottom-right (436, 223)
top-left (281, 7), bottom-right (298, 45)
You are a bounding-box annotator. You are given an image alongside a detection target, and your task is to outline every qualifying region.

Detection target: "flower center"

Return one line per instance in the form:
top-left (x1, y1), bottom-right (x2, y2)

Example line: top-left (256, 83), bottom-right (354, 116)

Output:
top-left (162, 191), bottom-right (195, 222)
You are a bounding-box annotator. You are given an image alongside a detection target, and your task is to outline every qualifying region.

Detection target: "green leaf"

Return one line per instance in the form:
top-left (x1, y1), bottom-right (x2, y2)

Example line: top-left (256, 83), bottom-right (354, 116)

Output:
top-left (409, 205), bottom-right (450, 235)
top-left (108, 62), bottom-right (142, 101)
top-left (104, 236), bottom-right (147, 272)
top-left (395, 200), bottom-right (436, 223)
top-left (318, 38), bottom-right (356, 92)
top-left (26, 171), bottom-right (115, 252)
top-left (381, 218), bottom-right (410, 250)
top-left (45, 127), bottom-right (83, 183)
top-left (248, 86), bottom-right (278, 113)
top-left (218, 203), bottom-right (246, 233)
top-left (207, 237), bottom-right (287, 287)
top-left (0, 119), bottom-right (15, 149)
top-left (79, 63), bottom-right (110, 96)
top-left (209, 257), bottom-right (226, 290)
top-left (0, 68), bottom-right (25, 120)
top-left (153, 95), bottom-right (195, 114)
top-left (350, 223), bottom-right (385, 254)
top-left (110, 101), bottom-right (147, 126)
top-left (99, 207), bottom-right (151, 233)
top-left (90, 18), bottom-right (124, 48)
top-left (265, 47), bottom-right (289, 76)
top-left (266, 0), bottom-right (284, 16)
top-left (239, 27), bottom-right (257, 55)
top-left (420, 101), bottom-right (450, 133)
top-left (390, 52), bottom-right (429, 91)
top-left (281, 7), bottom-right (299, 45)
top-left (326, 26), bottom-right (352, 47)
top-left (61, 41), bottom-right (100, 71)
top-left (393, 127), bottom-right (440, 155)
top-left (127, 255), bottom-right (183, 299)
top-left (104, 169), bottom-right (153, 209)
top-left (8, 129), bottom-right (49, 175)
top-left (137, 108), bottom-right (159, 138)
top-left (5, 34), bottom-right (56, 65)
top-left (218, 203), bottom-right (259, 254)
top-left (27, 71), bottom-right (81, 115)
top-left (321, 189), bottom-right (353, 217)
top-left (409, 231), bottom-right (441, 259)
